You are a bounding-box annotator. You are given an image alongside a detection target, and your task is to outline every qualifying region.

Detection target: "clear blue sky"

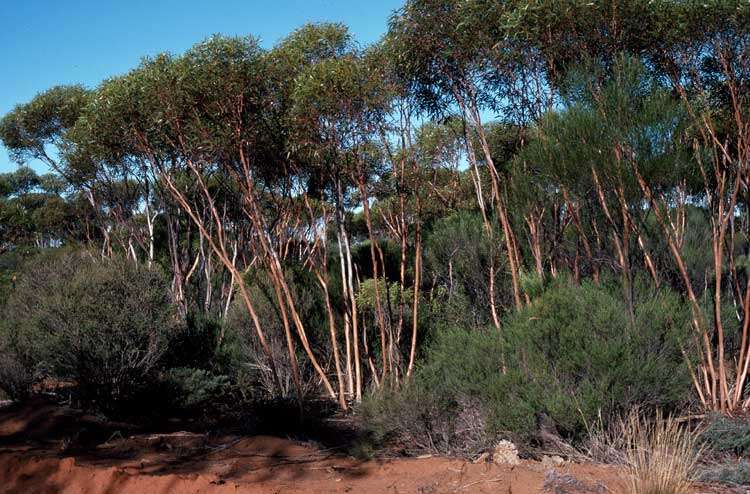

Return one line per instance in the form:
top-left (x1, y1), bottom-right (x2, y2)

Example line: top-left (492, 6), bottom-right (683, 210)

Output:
top-left (0, 0), bottom-right (404, 173)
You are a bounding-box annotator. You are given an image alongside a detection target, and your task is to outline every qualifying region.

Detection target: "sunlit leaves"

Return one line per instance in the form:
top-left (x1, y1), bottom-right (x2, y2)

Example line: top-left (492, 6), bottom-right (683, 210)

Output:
top-left (0, 85), bottom-right (91, 168)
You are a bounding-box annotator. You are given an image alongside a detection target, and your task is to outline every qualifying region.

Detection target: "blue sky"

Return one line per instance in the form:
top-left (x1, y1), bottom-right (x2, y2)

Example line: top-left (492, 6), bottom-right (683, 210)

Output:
top-left (0, 0), bottom-right (404, 173)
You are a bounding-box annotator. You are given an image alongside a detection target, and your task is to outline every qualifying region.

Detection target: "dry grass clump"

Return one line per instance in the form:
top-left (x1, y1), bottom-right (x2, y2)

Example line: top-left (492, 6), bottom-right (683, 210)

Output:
top-left (581, 410), bottom-right (628, 464)
top-left (621, 410), bottom-right (702, 494)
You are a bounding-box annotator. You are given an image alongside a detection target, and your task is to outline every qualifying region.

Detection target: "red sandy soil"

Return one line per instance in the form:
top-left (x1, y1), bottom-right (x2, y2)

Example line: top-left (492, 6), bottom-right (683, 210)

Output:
top-left (0, 399), bottom-right (720, 494)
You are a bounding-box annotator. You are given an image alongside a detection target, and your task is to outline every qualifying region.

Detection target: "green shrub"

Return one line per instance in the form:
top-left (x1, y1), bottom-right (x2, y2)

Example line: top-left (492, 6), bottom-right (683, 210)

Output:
top-left (362, 278), bottom-right (692, 452)
top-left (700, 414), bottom-right (750, 487)
top-left (360, 381), bottom-right (490, 456)
top-left (164, 312), bottom-right (223, 370)
top-left (0, 251), bottom-right (177, 415)
top-left (699, 460), bottom-right (750, 487)
top-left (402, 326), bottom-right (539, 443)
top-left (159, 315), bottom-right (234, 413)
top-left (0, 351), bottom-right (32, 400)
top-left (495, 279), bottom-right (691, 439)
top-left (163, 367), bottom-right (231, 410)
top-left (224, 265), bottom-right (328, 400)
top-left (424, 211), bottom-right (510, 329)
top-left (0, 247), bottom-right (43, 308)
top-left (700, 414), bottom-right (750, 457)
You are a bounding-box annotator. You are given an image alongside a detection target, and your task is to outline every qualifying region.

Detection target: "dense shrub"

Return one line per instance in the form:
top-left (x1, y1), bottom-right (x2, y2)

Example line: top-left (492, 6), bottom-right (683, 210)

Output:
top-left (0, 351), bottom-right (32, 400)
top-left (424, 211), bottom-right (510, 330)
top-left (163, 367), bottom-right (232, 410)
top-left (361, 384), bottom-right (478, 456)
top-left (163, 312), bottom-right (223, 370)
top-left (495, 279), bottom-right (691, 439)
top-left (224, 265), bottom-right (327, 400)
top-left (700, 460), bottom-right (750, 487)
top-left (158, 313), bottom-right (237, 413)
top-left (700, 414), bottom-right (750, 457)
top-left (360, 367), bottom-right (492, 456)
top-left (362, 278), bottom-right (693, 453)
top-left (699, 414), bottom-right (750, 487)
top-left (0, 251), bottom-right (177, 414)
top-left (0, 247), bottom-right (41, 308)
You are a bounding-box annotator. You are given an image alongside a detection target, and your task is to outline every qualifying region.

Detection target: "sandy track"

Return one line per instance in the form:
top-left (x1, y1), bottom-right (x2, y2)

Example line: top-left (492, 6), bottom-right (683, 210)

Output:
top-left (0, 444), bottom-right (623, 494)
top-left (0, 398), bottom-right (625, 494)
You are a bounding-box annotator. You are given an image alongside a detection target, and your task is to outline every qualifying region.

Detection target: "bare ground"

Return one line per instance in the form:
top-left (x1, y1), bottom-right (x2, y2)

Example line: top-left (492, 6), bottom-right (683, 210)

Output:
top-left (0, 398), bottom-right (724, 494)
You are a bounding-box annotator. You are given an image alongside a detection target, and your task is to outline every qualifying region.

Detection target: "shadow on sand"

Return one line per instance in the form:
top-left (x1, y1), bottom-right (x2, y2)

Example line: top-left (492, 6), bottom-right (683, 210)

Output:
top-left (0, 396), bottom-right (374, 493)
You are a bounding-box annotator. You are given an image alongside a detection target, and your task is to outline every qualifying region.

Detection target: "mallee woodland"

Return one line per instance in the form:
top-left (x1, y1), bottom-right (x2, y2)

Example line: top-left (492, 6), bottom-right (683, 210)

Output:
top-left (1, 1), bottom-right (750, 492)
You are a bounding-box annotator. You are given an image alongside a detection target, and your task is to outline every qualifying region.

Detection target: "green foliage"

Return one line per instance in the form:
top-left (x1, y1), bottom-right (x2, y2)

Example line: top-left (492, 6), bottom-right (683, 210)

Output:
top-left (164, 312), bottom-right (223, 370)
top-left (0, 250), bottom-right (24, 308)
top-left (350, 239), bottom-right (402, 281)
top-left (271, 22), bottom-right (353, 69)
top-left (701, 414), bottom-right (750, 457)
top-left (522, 56), bottom-right (693, 200)
top-left (3, 166), bottom-right (40, 195)
top-left (2, 0), bottom-right (749, 446)
top-left (225, 265), bottom-right (328, 400)
top-left (364, 279), bottom-right (692, 452)
top-left (386, 0), bottom-right (507, 116)
top-left (0, 85), bottom-right (90, 166)
top-left (0, 166), bottom-right (78, 250)
top-left (699, 460), bottom-right (750, 487)
top-left (424, 211), bottom-right (508, 328)
top-left (411, 326), bottom-right (537, 440)
top-left (356, 277), bottom-right (412, 312)
top-left (0, 251), bottom-right (176, 415)
top-left (497, 278), bottom-right (691, 438)
top-left (163, 367), bottom-right (231, 410)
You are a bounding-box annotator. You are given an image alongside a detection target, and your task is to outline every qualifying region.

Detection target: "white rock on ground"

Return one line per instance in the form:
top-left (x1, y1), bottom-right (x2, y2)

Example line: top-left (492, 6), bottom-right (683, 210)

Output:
top-left (492, 440), bottom-right (520, 465)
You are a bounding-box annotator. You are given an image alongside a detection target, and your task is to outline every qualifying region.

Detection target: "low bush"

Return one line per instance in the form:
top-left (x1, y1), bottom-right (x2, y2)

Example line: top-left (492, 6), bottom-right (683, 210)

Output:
top-left (360, 383), bottom-right (490, 456)
top-left (699, 460), bottom-right (750, 487)
top-left (163, 367), bottom-right (232, 410)
top-left (700, 414), bottom-right (750, 457)
top-left (223, 266), bottom-right (327, 401)
top-left (0, 351), bottom-right (32, 400)
top-left (495, 279), bottom-right (691, 439)
top-left (362, 278), bottom-right (693, 454)
top-left (164, 312), bottom-right (223, 370)
top-left (0, 251), bottom-right (177, 415)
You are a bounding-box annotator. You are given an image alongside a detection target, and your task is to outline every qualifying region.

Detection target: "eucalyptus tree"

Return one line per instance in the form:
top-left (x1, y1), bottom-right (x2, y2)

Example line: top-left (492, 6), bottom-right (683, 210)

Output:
top-left (74, 52), bottom-right (231, 308)
top-left (64, 110), bottom-right (154, 263)
top-left (521, 58), bottom-right (691, 317)
top-left (509, 0), bottom-right (670, 84)
top-left (386, 0), bottom-right (538, 309)
top-left (636, 2), bottom-right (750, 411)
top-left (0, 168), bottom-right (39, 249)
top-left (78, 38), bottom-right (292, 400)
top-left (0, 87), bottom-right (104, 250)
top-left (367, 40), bottom-right (454, 377)
top-left (84, 33), bottom-right (370, 406)
top-left (0, 167), bottom-right (78, 249)
top-left (3, 166), bottom-right (39, 196)
top-left (271, 24), bottom-right (366, 399)
top-left (276, 23), bottom-right (410, 396)
top-left (0, 84), bottom-right (160, 261)
top-left (513, 0), bottom-right (750, 412)
top-left (0, 85), bottom-right (90, 174)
